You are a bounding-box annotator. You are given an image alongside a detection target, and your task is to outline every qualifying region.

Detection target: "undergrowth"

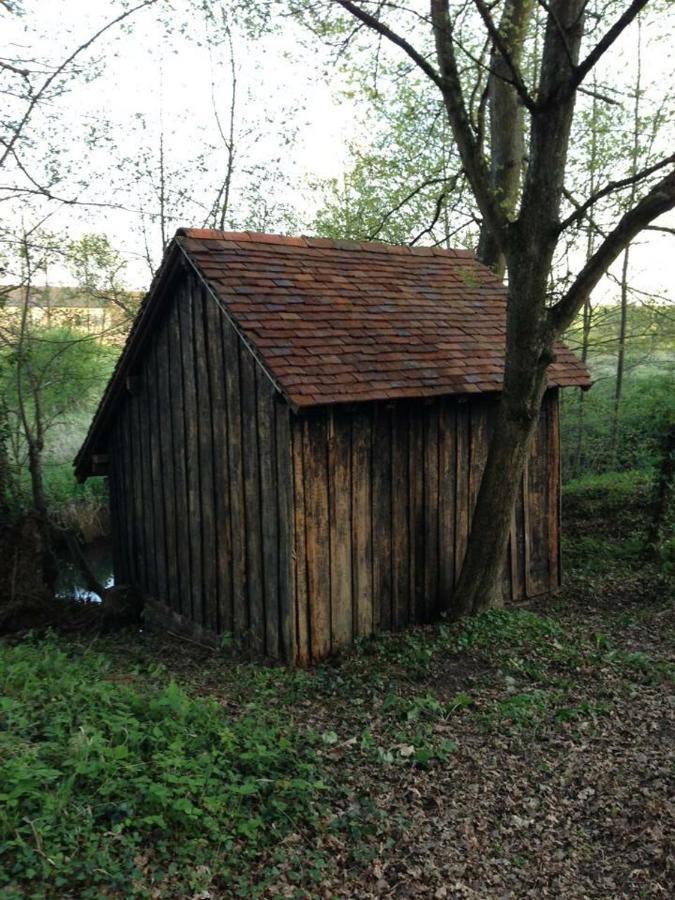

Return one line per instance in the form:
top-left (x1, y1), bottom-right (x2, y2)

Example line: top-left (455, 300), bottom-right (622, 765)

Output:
top-left (0, 638), bottom-right (326, 898)
top-left (1, 468), bottom-right (672, 897)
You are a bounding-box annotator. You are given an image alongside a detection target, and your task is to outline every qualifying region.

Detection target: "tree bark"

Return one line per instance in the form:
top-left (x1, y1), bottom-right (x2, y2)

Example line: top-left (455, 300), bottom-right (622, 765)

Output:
top-left (335, 0), bottom-right (675, 620)
top-left (610, 245), bottom-right (630, 466)
top-left (451, 243), bottom-right (555, 616)
top-left (573, 296), bottom-right (592, 476)
top-left (476, 0), bottom-right (532, 277)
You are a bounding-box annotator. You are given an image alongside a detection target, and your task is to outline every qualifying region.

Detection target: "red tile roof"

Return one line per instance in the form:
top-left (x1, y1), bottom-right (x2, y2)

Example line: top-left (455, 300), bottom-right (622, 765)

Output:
top-left (178, 229), bottom-right (591, 407)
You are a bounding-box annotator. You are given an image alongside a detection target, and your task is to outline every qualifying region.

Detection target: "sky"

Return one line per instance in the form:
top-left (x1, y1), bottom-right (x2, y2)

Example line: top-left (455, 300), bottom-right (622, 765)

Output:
top-left (2, 0), bottom-right (674, 302)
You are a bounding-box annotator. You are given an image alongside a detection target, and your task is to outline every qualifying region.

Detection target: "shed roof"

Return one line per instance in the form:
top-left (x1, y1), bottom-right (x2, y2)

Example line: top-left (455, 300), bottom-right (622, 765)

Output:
top-left (179, 229), bottom-right (590, 406)
top-left (74, 229), bottom-right (590, 478)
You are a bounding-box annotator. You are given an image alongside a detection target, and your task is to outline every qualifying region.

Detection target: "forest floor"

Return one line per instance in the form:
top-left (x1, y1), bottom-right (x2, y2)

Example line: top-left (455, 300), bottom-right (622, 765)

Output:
top-left (1, 472), bottom-right (673, 898)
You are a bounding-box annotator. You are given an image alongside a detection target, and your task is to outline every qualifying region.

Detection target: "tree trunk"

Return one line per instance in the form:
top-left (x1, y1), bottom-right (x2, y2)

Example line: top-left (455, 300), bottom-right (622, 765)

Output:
top-left (451, 252), bottom-right (554, 616)
top-left (0, 395), bottom-right (11, 527)
top-left (476, 0), bottom-right (532, 277)
top-left (572, 297), bottom-right (593, 477)
top-left (610, 245), bottom-right (630, 467)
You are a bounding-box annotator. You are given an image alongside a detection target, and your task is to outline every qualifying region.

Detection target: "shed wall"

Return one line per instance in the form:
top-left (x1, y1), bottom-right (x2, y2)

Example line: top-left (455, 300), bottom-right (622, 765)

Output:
top-left (107, 268), bottom-right (294, 658)
top-left (291, 389), bottom-right (560, 664)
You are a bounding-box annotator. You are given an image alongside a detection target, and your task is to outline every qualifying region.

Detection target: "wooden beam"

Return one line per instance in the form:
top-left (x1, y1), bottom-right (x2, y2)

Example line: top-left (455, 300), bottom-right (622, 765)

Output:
top-left (126, 375), bottom-right (141, 395)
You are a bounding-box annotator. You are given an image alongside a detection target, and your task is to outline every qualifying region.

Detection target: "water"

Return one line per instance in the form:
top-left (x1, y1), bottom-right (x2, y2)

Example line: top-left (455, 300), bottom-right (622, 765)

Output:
top-left (56, 538), bottom-right (114, 603)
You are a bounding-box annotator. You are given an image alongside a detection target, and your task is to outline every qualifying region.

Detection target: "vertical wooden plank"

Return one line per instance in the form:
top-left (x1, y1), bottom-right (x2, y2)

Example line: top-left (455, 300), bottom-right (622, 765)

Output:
top-left (120, 401), bottom-right (139, 586)
top-left (408, 408), bottom-right (425, 623)
top-left (204, 294), bottom-right (232, 634)
top-left (276, 401), bottom-right (295, 663)
top-left (179, 278), bottom-right (202, 623)
top-left (129, 393), bottom-right (147, 592)
top-left (303, 413), bottom-right (331, 658)
top-left (372, 404), bottom-right (393, 631)
top-left (240, 349), bottom-right (264, 653)
top-left (547, 389), bottom-right (561, 591)
top-left (140, 365), bottom-right (158, 598)
top-left (438, 398), bottom-right (456, 605)
top-left (222, 323), bottom-right (247, 641)
top-left (115, 419), bottom-right (131, 584)
top-left (329, 407), bottom-right (353, 650)
top-left (169, 295), bottom-right (192, 617)
top-left (391, 402), bottom-right (410, 630)
top-left (291, 418), bottom-right (310, 664)
top-left (193, 284), bottom-right (218, 633)
top-left (156, 319), bottom-right (179, 612)
top-left (148, 337), bottom-right (168, 604)
top-left (257, 369), bottom-right (280, 659)
top-left (454, 400), bottom-right (470, 580)
top-left (107, 424), bottom-right (125, 584)
top-left (352, 406), bottom-right (373, 638)
top-left (423, 402), bottom-right (439, 619)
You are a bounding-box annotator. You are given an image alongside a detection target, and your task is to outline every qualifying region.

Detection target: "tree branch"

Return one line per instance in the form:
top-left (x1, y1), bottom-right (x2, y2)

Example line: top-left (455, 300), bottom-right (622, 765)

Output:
top-left (0, 0), bottom-right (158, 170)
top-left (366, 175), bottom-right (450, 239)
top-left (568, 0), bottom-right (650, 98)
top-left (471, 0), bottom-right (537, 111)
top-left (334, 0), bottom-right (506, 250)
top-left (549, 168), bottom-right (675, 333)
top-left (430, 0), bottom-right (507, 247)
top-left (333, 0), bottom-right (443, 88)
top-left (558, 153), bottom-right (675, 233)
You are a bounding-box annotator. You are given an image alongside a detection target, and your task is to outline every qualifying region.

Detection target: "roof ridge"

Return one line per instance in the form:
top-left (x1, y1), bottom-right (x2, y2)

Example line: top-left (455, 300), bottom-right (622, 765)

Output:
top-left (175, 227), bottom-right (475, 258)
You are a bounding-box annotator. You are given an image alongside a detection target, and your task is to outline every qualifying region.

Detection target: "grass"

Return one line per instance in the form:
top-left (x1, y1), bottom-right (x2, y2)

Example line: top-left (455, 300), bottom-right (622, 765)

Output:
top-left (1, 469), bottom-right (673, 896)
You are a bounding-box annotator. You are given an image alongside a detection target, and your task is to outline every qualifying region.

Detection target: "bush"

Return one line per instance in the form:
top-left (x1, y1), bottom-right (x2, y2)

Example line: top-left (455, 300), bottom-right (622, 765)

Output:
top-left (562, 367), bottom-right (674, 480)
top-left (0, 638), bottom-right (325, 897)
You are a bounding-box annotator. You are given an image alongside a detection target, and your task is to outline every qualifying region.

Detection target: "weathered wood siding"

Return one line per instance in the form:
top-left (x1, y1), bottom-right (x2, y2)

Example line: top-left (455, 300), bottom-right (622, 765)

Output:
top-left (291, 389), bottom-right (561, 664)
top-left (106, 260), bottom-right (561, 667)
top-left (107, 267), bottom-right (294, 658)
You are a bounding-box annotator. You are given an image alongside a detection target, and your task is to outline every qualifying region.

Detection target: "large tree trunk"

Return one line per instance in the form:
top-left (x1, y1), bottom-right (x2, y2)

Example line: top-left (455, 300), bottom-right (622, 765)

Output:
top-left (451, 251), bottom-right (554, 616)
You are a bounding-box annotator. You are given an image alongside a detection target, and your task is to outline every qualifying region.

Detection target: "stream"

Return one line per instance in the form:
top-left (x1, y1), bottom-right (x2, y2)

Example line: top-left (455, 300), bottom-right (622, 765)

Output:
top-left (55, 538), bottom-right (114, 602)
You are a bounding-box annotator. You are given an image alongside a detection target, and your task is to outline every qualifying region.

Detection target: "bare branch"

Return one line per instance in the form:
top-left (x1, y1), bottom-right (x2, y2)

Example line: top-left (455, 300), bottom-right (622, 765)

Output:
top-left (558, 153), bottom-right (675, 233)
top-left (550, 168), bottom-right (675, 333)
top-left (365, 176), bottom-right (450, 239)
top-left (569, 0), bottom-right (650, 97)
top-left (334, 0), bottom-right (443, 88)
top-left (645, 225), bottom-right (675, 237)
top-left (409, 189), bottom-right (447, 244)
top-left (430, 0), bottom-right (506, 246)
top-left (0, 0), bottom-right (159, 170)
top-left (471, 0), bottom-right (536, 111)
top-left (0, 59), bottom-right (30, 77)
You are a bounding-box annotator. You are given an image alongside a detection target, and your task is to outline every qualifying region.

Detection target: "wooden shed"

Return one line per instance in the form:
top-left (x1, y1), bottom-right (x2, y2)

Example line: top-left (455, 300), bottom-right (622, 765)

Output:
top-left (75, 229), bottom-right (590, 664)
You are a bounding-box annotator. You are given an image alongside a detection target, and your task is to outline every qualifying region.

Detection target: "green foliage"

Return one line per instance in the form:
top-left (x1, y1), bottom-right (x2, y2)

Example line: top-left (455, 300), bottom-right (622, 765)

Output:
top-left (66, 234), bottom-right (138, 317)
top-left (0, 638), bottom-right (324, 897)
top-left (312, 76), bottom-right (472, 248)
top-left (0, 325), bottom-right (117, 518)
top-left (562, 367), bottom-right (674, 478)
top-left (562, 303), bottom-right (675, 481)
top-left (0, 325), bottom-right (117, 435)
top-left (453, 609), bottom-right (564, 652)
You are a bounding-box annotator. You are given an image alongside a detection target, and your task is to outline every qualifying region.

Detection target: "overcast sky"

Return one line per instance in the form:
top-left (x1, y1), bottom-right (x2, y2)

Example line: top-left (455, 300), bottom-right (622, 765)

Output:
top-left (3, 0), bottom-right (674, 301)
